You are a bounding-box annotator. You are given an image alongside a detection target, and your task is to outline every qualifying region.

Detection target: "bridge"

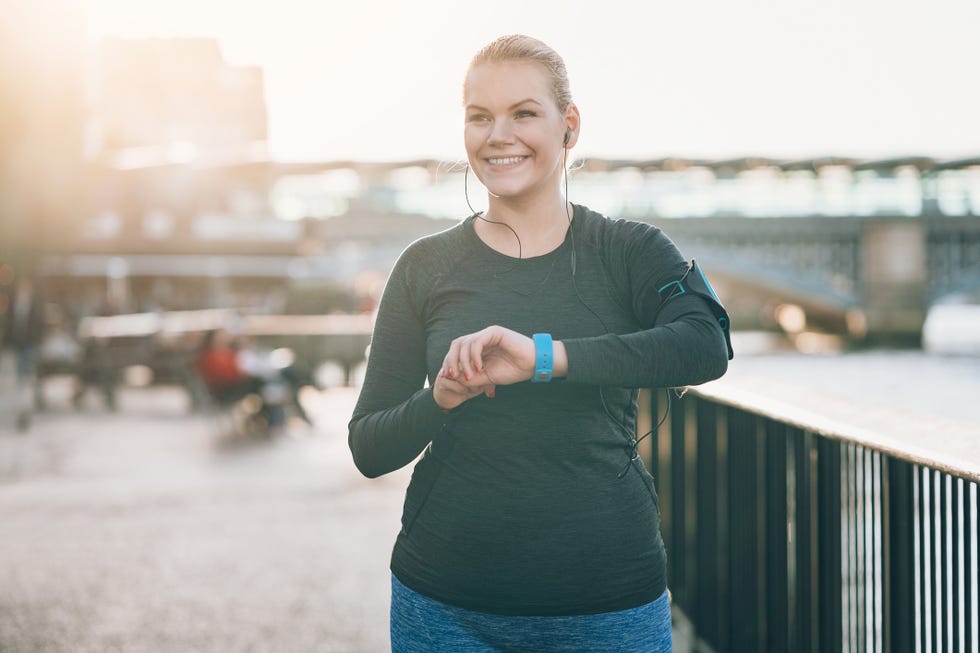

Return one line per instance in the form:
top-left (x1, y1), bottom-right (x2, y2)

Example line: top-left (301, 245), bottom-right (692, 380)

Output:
top-left (25, 153), bottom-right (980, 351)
top-left (647, 212), bottom-right (980, 342)
top-left (257, 154), bottom-right (980, 343)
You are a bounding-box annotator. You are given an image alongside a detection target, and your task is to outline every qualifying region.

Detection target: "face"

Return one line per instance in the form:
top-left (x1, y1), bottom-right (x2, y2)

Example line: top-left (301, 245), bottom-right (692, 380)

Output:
top-left (463, 60), bottom-right (578, 203)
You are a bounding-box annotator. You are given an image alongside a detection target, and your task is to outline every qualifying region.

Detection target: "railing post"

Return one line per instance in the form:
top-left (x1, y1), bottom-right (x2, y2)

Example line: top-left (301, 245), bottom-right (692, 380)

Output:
top-left (818, 437), bottom-right (843, 652)
top-left (669, 393), bottom-right (688, 608)
top-left (694, 398), bottom-right (720, 645)
top-left (727, 407), bottom-right (765, 651)
top-left (967, 481), bottom-right (978, 652)
top-left (792, 429), bottom-right (820, 652)
top-left (765, 420), bottom-right (789, 650)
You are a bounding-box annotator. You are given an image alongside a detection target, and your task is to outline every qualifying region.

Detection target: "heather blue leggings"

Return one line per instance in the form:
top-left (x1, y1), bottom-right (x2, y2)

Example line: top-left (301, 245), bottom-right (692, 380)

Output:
top-left (390, 574), bottom-right (672, 653)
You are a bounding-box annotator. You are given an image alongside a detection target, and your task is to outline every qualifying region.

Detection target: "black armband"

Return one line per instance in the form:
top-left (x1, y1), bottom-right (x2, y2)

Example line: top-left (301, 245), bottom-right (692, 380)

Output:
top-left (658, 259), bottom-right (734, 360)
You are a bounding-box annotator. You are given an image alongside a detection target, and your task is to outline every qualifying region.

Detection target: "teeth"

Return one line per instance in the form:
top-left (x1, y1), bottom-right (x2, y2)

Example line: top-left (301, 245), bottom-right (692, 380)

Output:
top-left (488, 156), bottom-right (526, 165)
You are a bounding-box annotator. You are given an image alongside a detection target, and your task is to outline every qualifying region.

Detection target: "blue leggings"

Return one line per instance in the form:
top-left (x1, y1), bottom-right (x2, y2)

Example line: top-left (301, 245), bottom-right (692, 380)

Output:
top-left (390, 574), bottom-right (672, 653)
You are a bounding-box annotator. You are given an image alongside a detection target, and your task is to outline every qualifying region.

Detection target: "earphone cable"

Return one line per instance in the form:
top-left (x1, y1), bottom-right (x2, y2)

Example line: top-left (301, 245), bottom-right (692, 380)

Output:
top-left (465, 164), bottom-right (523, 277)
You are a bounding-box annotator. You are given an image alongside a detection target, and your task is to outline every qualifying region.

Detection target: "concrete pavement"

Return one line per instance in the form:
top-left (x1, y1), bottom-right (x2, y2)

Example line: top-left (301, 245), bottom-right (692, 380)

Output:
top-left (0, 369), bottom-right (409, 652)
top-left (1, 362), bottom-right (693, 652)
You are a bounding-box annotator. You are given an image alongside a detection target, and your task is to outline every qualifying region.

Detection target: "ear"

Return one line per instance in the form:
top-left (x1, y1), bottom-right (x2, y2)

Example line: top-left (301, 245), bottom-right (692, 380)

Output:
top-left (563, 103), bottom-right (581, 149)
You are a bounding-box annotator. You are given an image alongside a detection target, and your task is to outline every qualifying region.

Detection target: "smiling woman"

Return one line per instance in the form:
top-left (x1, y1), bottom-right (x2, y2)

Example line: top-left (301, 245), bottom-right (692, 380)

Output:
top-left (348, 34), bottom-right (732, 653)
top-left (462, 58), bottom-right (579, 255)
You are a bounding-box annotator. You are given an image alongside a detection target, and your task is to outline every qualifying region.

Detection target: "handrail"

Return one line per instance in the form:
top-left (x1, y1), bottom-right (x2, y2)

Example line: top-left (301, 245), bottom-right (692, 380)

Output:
top-left (649, 384), bottom-right (980, 652)
top-left (688, 381), bottom-right (980, 483)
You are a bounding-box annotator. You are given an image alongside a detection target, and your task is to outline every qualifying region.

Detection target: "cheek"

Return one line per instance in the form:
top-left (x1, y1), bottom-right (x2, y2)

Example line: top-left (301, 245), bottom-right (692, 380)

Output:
top-left (463, 129), bottom-right (485, 159)
top-left (515, 124), bottom-right (556, 150)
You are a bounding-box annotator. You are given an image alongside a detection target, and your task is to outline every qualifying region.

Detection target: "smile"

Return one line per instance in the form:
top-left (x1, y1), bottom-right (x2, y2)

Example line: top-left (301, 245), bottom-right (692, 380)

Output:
top-left (486, 156), bottom-right (528, 166)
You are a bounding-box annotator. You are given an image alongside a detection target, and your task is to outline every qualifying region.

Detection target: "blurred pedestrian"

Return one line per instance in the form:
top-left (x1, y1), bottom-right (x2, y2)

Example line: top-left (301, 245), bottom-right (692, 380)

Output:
top-left (349, 35), bottom-right (733, 652)
top-left (7, 276), bottom-right (45, 431)
top-left (196, 328), bottom-right (315, 428)
top-left (195, 329), bottom-right (263, 405)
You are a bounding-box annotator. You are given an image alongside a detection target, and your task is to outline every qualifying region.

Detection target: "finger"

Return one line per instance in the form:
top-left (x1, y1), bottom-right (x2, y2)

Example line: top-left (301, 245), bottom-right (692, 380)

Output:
top-left (437, 376), bottom-right (468, 394)
top-left (482, 383), bottom-right (496, 399)
top-left (466, 327), bottom-right (500, 379)
top-left (458, 337), bottom-right (476, 381)
top-left (434, 375), bottom-right (477, 403)
top-left (469, 337), bottom-right (486, 375)
top-left (443, 338), bottom-right (462, 379)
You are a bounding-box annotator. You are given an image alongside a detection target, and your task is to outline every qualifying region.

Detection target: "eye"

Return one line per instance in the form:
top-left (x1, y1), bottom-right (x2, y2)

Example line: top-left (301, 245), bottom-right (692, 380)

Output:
top-left (466, 113), bottom-right (490, 123)
top-left (515, 109), bottom-right (537, 119)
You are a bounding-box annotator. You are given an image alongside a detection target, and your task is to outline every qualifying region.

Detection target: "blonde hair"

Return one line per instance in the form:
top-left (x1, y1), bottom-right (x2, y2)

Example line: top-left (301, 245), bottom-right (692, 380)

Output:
top-left (465, 35), bottom-right (572, 110)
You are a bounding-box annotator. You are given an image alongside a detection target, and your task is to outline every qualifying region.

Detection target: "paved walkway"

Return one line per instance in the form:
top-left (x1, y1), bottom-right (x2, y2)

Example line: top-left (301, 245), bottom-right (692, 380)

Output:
top-left (5, 344), bottom-right (974, 651)
top-left (0, 368), bottom-right (410, 652)
top-left (0, 359), bottom-right (695, 652)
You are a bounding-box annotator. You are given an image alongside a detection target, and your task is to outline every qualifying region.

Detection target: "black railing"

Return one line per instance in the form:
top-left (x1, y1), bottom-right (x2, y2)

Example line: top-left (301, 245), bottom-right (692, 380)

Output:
top-left (645, 386), bottom-right (979, 652)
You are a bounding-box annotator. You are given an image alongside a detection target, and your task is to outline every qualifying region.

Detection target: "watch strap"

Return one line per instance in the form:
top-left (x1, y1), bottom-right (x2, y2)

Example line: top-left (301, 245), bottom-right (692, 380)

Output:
top-left (532, 333), bottom-right (553, 383)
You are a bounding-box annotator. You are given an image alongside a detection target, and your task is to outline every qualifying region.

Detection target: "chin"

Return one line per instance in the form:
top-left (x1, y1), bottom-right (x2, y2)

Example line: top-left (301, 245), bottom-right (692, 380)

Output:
top-left (480, 173), bottom-right (543, 200)
top-left (484, 183), bottom-right (528, 199)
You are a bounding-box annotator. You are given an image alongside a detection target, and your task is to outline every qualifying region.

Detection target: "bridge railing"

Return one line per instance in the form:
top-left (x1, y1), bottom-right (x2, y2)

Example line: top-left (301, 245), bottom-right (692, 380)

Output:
top-left (644, 384), bottom-right (979, 652)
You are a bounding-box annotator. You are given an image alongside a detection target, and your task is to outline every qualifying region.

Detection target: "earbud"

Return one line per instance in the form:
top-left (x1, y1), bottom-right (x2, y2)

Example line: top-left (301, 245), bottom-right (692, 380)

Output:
top-left (563, 128), bottom-right (571, 146)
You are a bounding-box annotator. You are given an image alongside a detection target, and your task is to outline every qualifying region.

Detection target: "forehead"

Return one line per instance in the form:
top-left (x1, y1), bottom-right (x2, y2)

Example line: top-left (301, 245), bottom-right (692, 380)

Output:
top-left (464, 60), bottom-right (555, 108)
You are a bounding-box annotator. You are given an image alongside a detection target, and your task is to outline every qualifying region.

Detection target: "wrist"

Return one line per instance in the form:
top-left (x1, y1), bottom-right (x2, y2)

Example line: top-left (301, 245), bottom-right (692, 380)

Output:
top-left (432, 382), bottom-right (459, 412)
top-left (530, 334), bottom-right (568, 382)
top-left (531, 333), bottom-right (553, 382)
top-left (552, 340), bottom-right (567, 378)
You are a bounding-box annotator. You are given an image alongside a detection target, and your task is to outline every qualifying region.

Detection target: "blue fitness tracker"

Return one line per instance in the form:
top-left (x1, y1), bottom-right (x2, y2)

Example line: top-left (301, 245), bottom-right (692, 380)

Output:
top-left (532, 333), bottom-right (553, 383)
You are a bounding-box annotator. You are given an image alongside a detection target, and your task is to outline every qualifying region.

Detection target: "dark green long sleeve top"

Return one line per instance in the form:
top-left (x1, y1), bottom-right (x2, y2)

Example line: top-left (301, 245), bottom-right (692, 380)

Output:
top-left (349, 204), bottom-right (729, 615)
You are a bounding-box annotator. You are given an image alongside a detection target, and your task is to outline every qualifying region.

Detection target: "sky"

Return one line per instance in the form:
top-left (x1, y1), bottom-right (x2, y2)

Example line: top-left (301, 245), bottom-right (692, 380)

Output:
top-left (86, 0), bottom-right (980, 163)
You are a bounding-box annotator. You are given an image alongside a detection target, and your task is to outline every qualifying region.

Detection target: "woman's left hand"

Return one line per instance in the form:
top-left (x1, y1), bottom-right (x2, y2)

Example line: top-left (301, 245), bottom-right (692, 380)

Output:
top-left (439, 326), bottom-right (555, 391)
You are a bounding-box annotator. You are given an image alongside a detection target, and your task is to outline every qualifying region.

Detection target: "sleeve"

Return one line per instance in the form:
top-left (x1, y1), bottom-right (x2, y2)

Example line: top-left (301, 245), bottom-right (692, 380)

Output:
top-left (347, 246), bottom-right (449, 478)
top-left (561, 220), bottom-right (730, 388)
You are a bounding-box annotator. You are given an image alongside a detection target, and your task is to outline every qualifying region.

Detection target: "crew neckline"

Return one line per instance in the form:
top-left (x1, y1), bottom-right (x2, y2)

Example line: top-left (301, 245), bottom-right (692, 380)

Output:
top-left (464, 204), bottom-right (581, 263)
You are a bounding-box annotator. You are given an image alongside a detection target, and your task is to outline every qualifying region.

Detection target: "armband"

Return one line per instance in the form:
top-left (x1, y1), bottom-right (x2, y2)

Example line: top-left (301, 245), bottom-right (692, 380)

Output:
top-left (658, 259), bottom-right (734, 360)
top-left (531, 333), bottom-right (553, 382)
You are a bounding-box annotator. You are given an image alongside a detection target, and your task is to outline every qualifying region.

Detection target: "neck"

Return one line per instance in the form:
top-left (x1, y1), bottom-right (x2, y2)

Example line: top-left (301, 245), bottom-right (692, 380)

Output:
top-left (477, 193), bottom-right (572, 258)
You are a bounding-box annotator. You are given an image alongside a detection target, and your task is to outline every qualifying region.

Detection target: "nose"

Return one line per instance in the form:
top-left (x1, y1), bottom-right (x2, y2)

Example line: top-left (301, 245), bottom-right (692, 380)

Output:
top-left (487, 118), bottom-right (515, 145)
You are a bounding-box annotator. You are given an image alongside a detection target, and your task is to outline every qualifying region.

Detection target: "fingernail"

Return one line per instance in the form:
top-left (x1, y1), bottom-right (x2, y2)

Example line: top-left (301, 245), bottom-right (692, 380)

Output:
top-left (448, 368), bottom-right (455, 379)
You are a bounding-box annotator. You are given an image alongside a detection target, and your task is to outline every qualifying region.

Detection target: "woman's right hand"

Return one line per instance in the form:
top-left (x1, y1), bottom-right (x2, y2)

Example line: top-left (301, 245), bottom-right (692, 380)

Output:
top-left (432, 325), bottom-right (544, 411)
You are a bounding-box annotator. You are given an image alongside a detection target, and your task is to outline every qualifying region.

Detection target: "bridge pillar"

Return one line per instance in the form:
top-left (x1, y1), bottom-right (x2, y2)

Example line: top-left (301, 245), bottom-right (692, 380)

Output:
top-left (860, 219), bottom-right (927, 341)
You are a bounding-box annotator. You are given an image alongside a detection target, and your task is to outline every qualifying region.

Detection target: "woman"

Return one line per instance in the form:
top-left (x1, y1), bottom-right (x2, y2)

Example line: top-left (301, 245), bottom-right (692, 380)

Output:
top-left (349, 35), bottom-right (731, 652)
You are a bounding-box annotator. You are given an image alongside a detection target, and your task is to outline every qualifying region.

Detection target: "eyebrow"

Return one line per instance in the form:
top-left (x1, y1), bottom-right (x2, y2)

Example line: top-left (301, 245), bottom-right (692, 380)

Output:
top-left (465, 98), bottom-right (544, 112)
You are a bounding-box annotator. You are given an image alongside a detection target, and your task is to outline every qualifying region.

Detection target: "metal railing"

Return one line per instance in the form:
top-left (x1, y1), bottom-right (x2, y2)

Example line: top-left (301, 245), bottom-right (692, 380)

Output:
top-left (645, 386), bottom-right (979, 652)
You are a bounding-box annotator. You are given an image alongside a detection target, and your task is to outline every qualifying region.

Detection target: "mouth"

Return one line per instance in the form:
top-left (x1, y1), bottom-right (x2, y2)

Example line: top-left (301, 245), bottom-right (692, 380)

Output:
top-left (486, 155), bottom-right (529, 166)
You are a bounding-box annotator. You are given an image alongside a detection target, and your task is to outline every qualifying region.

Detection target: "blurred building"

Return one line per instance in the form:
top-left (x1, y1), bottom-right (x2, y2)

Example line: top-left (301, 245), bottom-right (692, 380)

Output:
top-left (0, 0), bottom-right (88, 340)
top-left (0, 0), bottom-right (87, 273)
top-left (88, 38), bottom-right (267, 163)
top-left (40, 38), bottom-right (459, 319)
top-left (43, 37), bottom-right (282, 316)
